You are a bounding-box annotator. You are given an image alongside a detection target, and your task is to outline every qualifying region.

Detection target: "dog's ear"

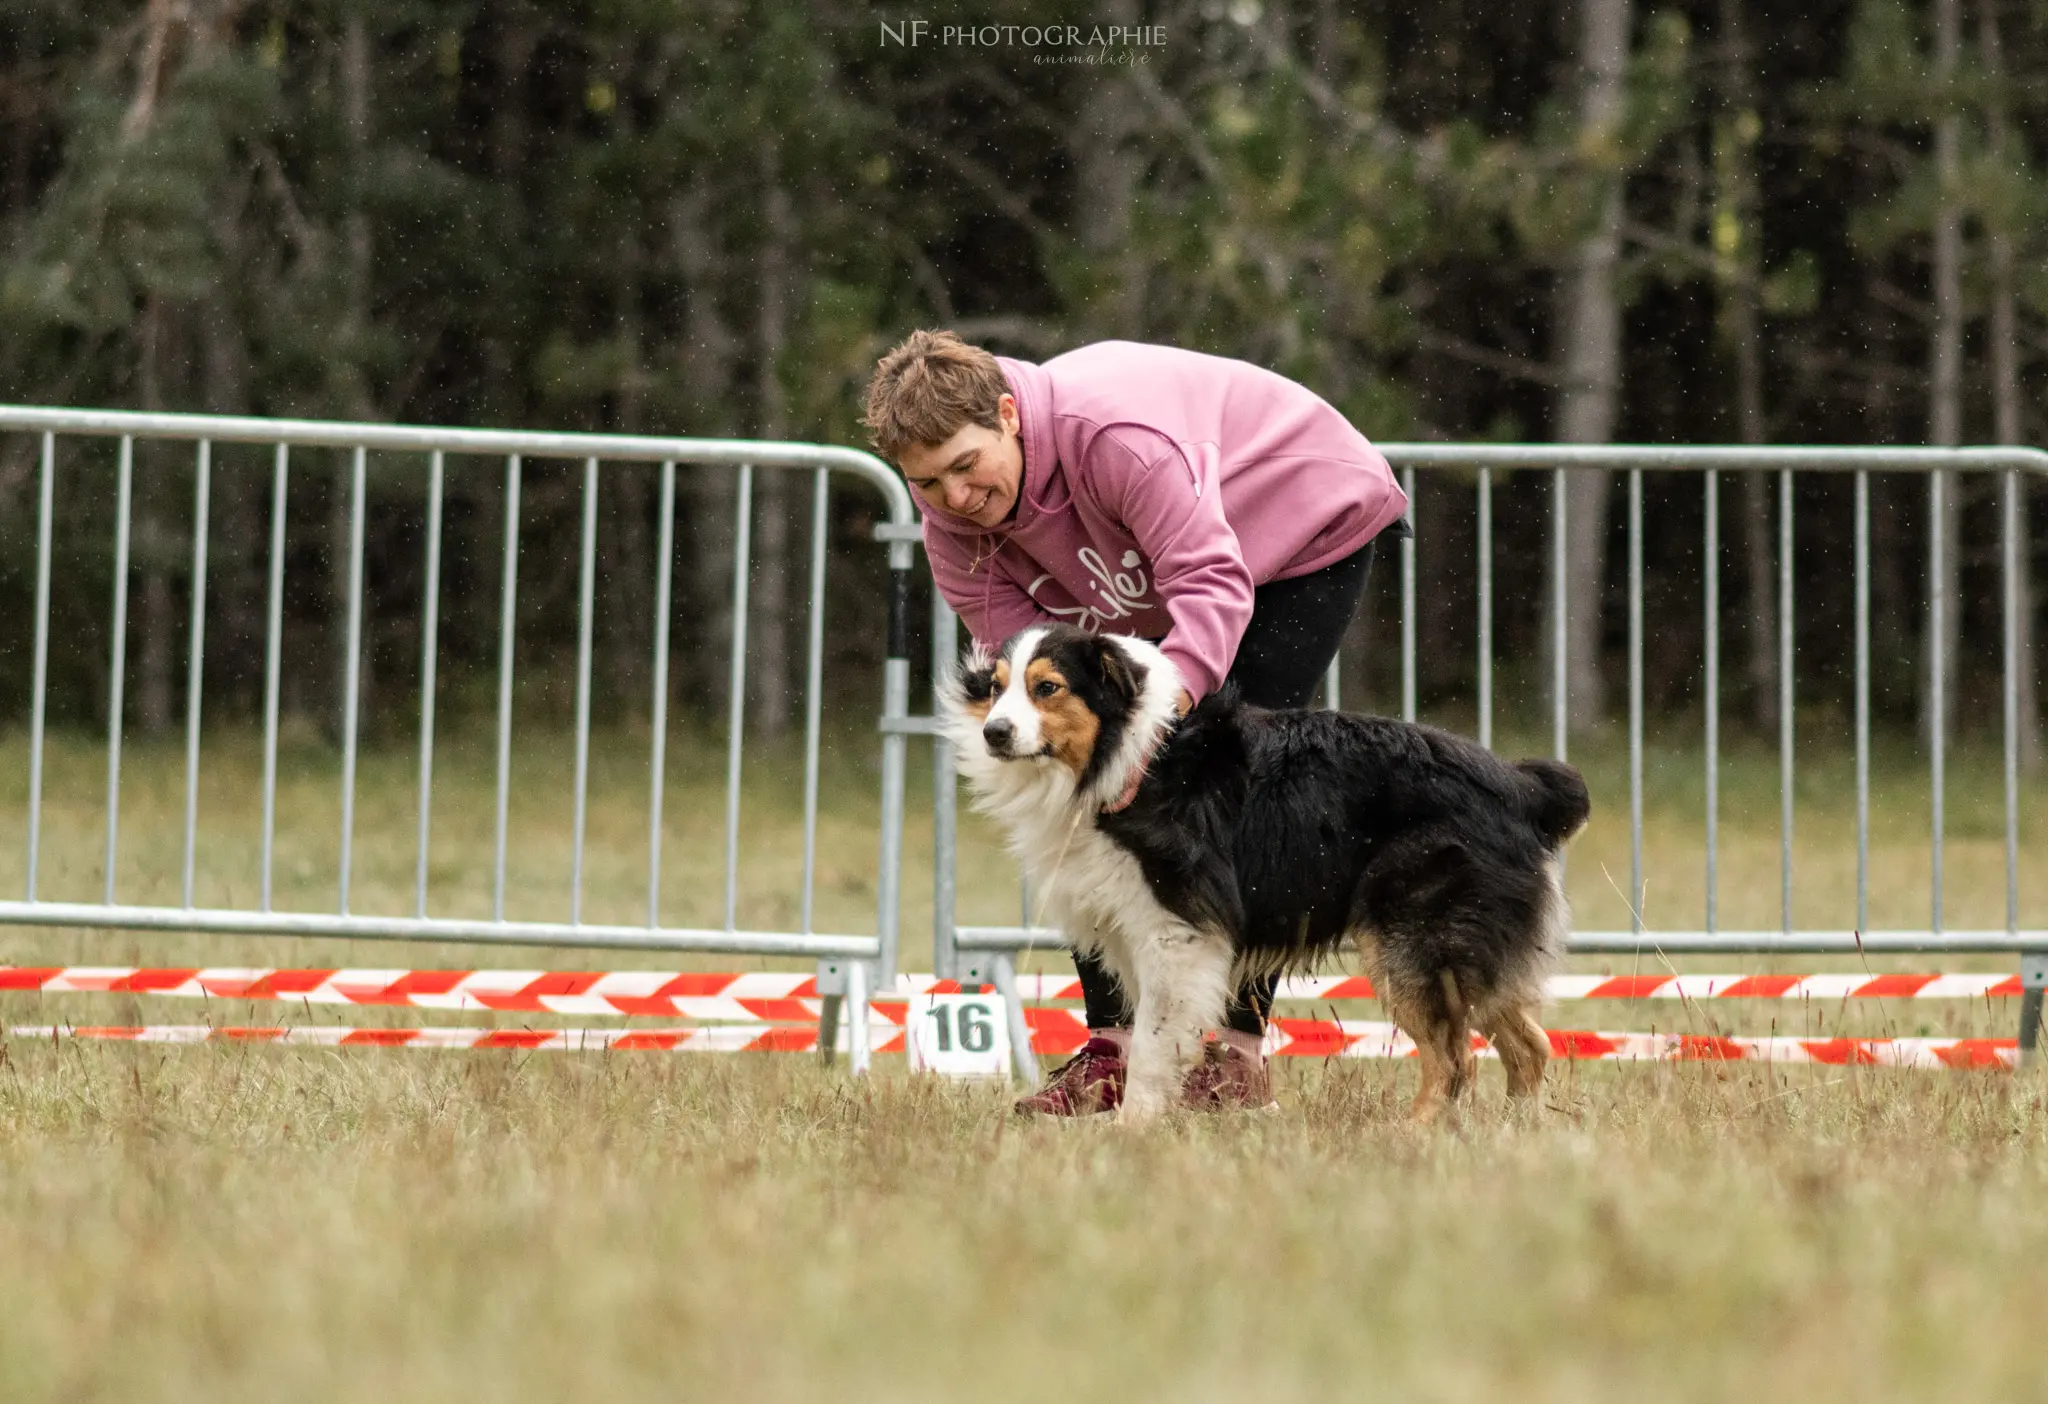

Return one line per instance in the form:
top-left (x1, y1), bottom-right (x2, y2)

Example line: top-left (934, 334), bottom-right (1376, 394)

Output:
top-left (957, 650), bottom-right (996, 703)
top-left (944, 644), bottom-right (997, 706)
top-left (1096, 636), bottom-right (1140, 705)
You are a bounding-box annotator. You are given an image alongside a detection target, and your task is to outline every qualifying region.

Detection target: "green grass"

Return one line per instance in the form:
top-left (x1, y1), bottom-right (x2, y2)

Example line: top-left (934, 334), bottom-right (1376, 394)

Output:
top-left (1, 719), bottom-right (2046, 1401)
top-left (4, 1046), bottom-right (2048, 1401)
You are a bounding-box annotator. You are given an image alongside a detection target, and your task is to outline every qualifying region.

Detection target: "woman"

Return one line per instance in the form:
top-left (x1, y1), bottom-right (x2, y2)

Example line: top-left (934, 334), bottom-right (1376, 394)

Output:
top-left (866, 330), bottom-right (1408, 1114)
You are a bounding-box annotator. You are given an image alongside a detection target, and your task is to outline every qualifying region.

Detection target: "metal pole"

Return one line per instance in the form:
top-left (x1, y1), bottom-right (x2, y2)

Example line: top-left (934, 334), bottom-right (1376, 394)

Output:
top-left (932, 594), bottom-right (961, 981)
top-left (801, 468), bottom-right (830, 934)
top-left (1855, 469), bottom-right (1871, 933)
top-left (181, 441), bottom-right (212, 910)
top-left (1401, 468), bottom-right (1416, 723)
top-left (2003, 470), bottom-right (2021, 938)
top-left (1704, 469), bottom-right (1718, 934)
top-left (492, 455), bottom-right (521, 922)
top-left (647, 461), bottom-right (677, 928)
top-left (570, 458), bottom-right (598, 926)
top-left (875, 545), bottom-right (914, 985)
top-left (1628, 468), bottom-right (1644, 931)
top-left (260, 444), bottom-right (287, 912)
top-left (724, 464), bottom-right (755, 932)
top-left (337, 446), bottom-right (367, 915)
top-left (26, 433), bottom-right (54, 902)
top-left (846, 957), bottom-right (873, 1077)
top-left (105, 437), bottom-right (134, 906)
top-left (1779, 468), bottom-right (1794, 934)
top-left (2019, 954), bottom-right (2047, 1066)
top-left (992, 952), bottom-right (1040, 1088)
top-left (1477, 466), bottom-right (1493, 750)
top-left (1931, 470), bottom-right (1946, 934)
top-left (1553, 468), bottom-right (1568, 762)
top-left (414, 451), bottom-right (444, 918)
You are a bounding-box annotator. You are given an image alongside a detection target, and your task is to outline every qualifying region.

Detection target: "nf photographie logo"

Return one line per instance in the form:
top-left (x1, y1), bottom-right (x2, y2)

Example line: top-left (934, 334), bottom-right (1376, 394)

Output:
top-left (879, 20), bottom-right (1166, 63)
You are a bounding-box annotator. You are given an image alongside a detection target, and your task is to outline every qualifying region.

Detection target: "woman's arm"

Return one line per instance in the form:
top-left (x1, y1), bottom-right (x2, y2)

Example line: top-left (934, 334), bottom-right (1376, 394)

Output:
top-left (1079, 423), bottom-right (1254, 703)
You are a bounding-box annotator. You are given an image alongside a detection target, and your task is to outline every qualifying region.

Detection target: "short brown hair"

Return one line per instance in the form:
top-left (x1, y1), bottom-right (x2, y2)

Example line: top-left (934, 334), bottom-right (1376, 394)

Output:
top-left (863, 329), bottom-right (1009, 463)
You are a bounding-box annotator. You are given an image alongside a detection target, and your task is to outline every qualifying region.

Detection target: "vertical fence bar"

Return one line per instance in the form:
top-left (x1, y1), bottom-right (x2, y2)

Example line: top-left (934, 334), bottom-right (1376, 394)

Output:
top-left (724, 464), bottom-right (755, 932)
top-left (260, 445), bottom-right (287, 912)
top-left (1553, 468), bottom-right (1568, 762)
top-left (25, 433), bottom-right (54, 902)
top-left (875, 541), bottom-right (914, 986)
top-left (992, 952), bottom-right (1039, 1087)
top-left (2004, 469), bottom-right (2021, 937)
top-left (647, 461), bottom-right (677, 928)
top-left (1628, 468), bottom-right (1644, 932)
top-left (1855, 469), bottom-right (1871, 934)
top-left (1477, 467), bottom-right (1493, 750)
top-left (846, 957), bottom-right (872, 1077)
top-left (1400, 468), bottom-right (1416, 722)
top-left (337, 446), bottom-right (367, 915)
top-left (801, 468), bottom-right (830, 935)
top-left (1703, 469), bottom-right (1719, 934)
top-left (570, 458), bottom-right (598, 926)
top-left (1778, 468), bottom-right (1794, 934)
top-left (414, 451), bottom-right (444, 919)
top-left (492, 455), bottom-right (522, 922)
top-left (1930, 470), bottom-right (1946, 934)
top-left (931, 593), bottom-right (961, 980)
top-left (1323, 655), bottom-right (1341, 712)
top-left (180, 441), bottom-right (212, 909)
top-left (105, 437), bottom-right (134, 906)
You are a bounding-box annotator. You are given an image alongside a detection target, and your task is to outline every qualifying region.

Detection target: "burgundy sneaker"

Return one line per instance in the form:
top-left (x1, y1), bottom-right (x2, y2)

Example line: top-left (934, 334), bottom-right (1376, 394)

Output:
top-left (1181, 1042), bottom-right (1279, 1112)
top-left (1014, 1037), bottom-right (1125, 1117)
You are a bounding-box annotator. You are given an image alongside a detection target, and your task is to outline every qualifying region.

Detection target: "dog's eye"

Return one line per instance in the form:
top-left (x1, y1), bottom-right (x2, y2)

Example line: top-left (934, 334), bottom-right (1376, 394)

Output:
top-left (1033, 679), bottom-right (1061, 699)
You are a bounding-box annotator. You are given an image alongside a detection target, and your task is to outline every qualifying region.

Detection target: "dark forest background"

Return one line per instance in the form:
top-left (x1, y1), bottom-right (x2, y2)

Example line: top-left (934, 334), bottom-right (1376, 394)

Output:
top-left (0, 0), bottom-right (2042, 763)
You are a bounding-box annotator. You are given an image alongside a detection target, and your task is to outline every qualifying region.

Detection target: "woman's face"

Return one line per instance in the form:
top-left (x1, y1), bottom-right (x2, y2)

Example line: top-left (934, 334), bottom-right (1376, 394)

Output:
top-left (897, 393), bottom-right (1024, 529)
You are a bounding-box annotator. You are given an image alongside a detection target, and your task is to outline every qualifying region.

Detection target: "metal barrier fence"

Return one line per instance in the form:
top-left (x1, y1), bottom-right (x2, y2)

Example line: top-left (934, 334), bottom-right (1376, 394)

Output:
top-left (0, 405), bottom-right (919, 1074)
top-left (928, 446), bottom-right (2048, 1084)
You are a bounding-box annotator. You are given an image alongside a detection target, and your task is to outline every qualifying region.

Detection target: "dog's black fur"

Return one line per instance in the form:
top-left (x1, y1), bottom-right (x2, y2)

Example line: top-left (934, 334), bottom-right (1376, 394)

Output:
top-left (1101, 690), bottom-right (1588, 997)
top-left (957, 625), bottom-right (1589, 1118)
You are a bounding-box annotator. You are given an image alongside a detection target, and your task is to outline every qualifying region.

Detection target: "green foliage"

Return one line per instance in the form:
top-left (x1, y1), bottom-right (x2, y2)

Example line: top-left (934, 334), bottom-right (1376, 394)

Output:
top-left (2, 0), bottom-right (2046, 734)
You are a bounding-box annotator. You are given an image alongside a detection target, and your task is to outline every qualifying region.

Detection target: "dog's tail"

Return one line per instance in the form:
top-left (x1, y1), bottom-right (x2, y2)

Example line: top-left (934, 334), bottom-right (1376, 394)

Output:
top-left (1514, 759), bottom-right (1591, 847)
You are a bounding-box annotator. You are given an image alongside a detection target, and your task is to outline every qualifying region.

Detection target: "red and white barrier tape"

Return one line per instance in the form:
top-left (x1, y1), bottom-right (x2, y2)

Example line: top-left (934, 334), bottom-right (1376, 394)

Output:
top-left (7, 1023), bottom-right (877, 1053)
top-left (7, 1020), bottom-right (2020, 1069)
top-left (0, 966), bottom-right (2024, 1016)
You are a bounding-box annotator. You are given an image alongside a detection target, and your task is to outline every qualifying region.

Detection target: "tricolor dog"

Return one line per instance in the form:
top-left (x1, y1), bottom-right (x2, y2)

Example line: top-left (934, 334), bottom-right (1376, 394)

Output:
top-left (942, 624), bottom-right (1591, 1124)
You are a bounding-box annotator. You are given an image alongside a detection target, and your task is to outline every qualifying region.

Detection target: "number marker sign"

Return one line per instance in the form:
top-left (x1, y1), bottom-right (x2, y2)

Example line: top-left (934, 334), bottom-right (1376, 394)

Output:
top-left (906, 991), bottom-right (1011, 1078)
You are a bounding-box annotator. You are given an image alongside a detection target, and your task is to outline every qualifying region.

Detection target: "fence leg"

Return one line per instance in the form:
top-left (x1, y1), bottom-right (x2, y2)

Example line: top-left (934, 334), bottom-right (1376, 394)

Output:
top-left (815, 958), bottom-right (847, 1065)
top-left (847, 960), bottom-right (872, 1077)
top-left (991, 953), bottom-right (1040, 1089)
top-left (2019, 954), bottom-right (2047, 1065)
top-left (817, 994), bottom-right (843, 1065)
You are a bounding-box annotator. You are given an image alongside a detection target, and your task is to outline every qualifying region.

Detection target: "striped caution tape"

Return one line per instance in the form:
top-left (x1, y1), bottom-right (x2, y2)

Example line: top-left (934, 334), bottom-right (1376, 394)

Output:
top-left (8, 1020), bottom-right (2020, 1069)
top-left (0, 966), bottom-right (2025, 1016)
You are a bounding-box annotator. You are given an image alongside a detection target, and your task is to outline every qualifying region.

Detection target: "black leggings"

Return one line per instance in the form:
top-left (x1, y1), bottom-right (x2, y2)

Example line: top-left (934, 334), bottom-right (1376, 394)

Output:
top-left (1075, 536), bottom-right (1384, 1036)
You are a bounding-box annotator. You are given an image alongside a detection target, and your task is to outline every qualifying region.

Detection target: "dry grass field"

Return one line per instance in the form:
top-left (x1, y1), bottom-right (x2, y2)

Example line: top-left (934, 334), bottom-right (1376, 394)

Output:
top-left (2, 718), bottom-right (2046, 1402)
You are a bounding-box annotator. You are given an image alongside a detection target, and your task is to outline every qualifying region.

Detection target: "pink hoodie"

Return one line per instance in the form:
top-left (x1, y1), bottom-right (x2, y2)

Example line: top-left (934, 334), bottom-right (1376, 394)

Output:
top-left (920, 341), bottom-right (1409, 700)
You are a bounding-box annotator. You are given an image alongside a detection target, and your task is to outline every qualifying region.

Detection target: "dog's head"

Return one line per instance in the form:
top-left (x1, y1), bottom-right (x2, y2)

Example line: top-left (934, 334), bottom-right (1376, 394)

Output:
top-left (941, 624), bottom-right (1180, 803)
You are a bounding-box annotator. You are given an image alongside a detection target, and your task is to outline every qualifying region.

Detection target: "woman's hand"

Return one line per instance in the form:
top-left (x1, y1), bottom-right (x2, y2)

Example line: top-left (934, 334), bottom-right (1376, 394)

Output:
top-left (1176, 689), bottom-right (1193, 716)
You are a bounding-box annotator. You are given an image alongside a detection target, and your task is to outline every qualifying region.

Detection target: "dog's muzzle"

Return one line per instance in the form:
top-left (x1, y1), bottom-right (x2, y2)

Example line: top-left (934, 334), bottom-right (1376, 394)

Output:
top-left (982, 718), bottom-right (1018, 757)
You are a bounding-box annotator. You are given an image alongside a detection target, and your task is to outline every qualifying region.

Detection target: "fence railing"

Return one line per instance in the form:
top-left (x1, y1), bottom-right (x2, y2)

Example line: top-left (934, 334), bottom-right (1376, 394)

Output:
top-left (928, 445), bottom-right (2048, 1084)
top-left (0, 405), bottom-right (919, 1074)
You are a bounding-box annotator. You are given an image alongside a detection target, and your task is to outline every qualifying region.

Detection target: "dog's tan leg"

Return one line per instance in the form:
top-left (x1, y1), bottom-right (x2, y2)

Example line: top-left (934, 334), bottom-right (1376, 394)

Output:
top-left (1386, 984), bottom-right (1472, 1126)
top-left (1120, 923), bottom-right (1232, 1125)
top-left (1482, 1002), bottom-right (1551, 1102)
